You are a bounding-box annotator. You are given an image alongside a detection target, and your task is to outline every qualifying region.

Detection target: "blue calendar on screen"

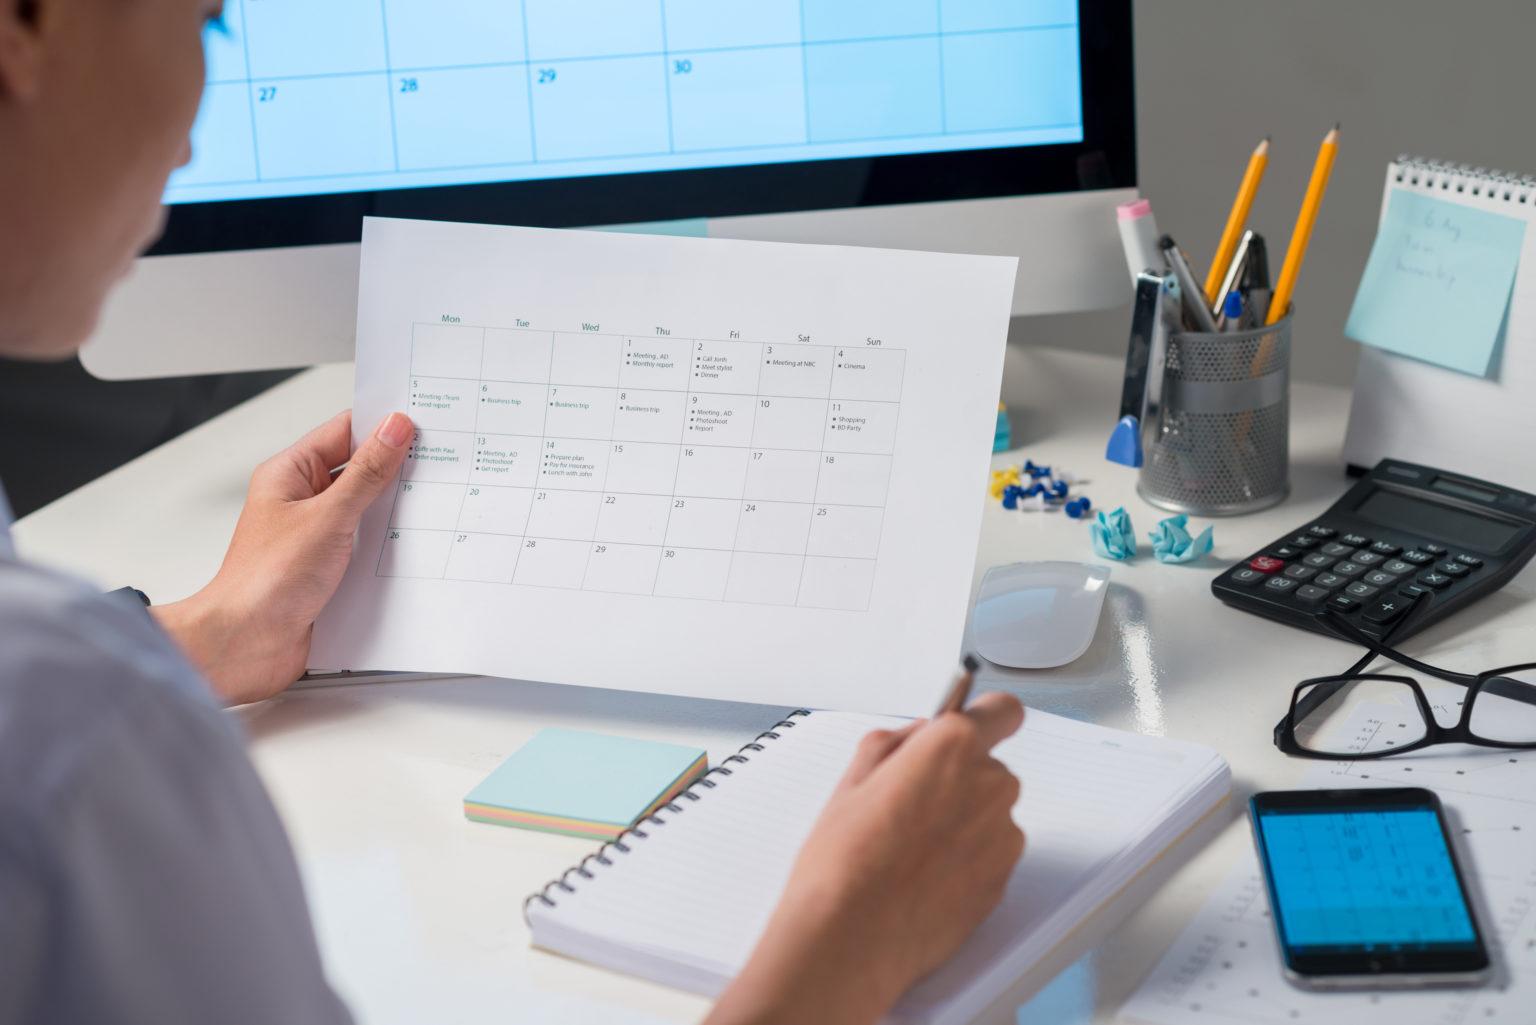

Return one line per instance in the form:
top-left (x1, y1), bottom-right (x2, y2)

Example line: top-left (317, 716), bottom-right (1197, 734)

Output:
top-left (1258, 808), bottom-right (1478, 950)
top-left (168, 0), bottom-right (1085, 204)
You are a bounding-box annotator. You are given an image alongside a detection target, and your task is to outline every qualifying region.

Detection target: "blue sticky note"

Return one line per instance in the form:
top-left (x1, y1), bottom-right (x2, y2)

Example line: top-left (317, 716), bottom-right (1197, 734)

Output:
top-left (1346, 188), bottom-right (1526, 378)
top-left (464, 728), bottom-right (707, 839)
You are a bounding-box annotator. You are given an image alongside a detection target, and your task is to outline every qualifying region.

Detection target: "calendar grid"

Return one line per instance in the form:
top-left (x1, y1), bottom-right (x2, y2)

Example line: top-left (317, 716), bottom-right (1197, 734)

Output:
top-left (174, 3), bottom-right (1085, 201)
top-left (381, 322), bottom-right (904, 610)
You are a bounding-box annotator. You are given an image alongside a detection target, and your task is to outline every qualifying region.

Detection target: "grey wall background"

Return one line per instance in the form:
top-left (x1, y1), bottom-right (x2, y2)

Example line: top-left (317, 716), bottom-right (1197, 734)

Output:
top-left (1015, 0), bottom-right (1536, 386)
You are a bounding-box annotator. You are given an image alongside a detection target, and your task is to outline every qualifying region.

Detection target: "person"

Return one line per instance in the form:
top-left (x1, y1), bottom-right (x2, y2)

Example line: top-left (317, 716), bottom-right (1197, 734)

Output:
top-left (0, 2), bottom-right (1027, 1023)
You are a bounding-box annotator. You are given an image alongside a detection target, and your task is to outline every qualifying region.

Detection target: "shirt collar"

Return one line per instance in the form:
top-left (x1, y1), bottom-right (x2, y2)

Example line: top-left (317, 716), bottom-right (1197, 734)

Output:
top-left (0, 478), bottom-right (14, 559)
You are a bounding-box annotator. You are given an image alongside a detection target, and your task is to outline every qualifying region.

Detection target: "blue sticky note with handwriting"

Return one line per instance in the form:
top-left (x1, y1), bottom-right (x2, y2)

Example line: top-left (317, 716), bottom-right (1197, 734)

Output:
top-left (1346, 188), bottom-right (1526, 378)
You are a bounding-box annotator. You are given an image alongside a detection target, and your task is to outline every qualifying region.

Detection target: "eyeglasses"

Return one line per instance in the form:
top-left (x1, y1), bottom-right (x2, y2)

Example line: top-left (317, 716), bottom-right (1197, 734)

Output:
top-left (1273, 593), bottom-right (1536, 760)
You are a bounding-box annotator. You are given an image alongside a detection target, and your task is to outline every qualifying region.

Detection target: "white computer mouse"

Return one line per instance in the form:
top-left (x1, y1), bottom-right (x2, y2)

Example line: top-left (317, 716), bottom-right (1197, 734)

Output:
top-left (970, 561), bottom-right (1111, 669)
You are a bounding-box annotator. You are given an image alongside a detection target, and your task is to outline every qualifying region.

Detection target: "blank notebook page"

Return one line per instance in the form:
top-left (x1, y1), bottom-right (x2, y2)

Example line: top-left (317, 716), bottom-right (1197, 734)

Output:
top-left (526, 709), bottom-right (1228, 1025)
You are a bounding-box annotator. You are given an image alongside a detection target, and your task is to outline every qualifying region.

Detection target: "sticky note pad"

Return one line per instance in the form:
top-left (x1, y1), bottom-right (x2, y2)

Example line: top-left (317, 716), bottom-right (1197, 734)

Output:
top-left (1346, 188), bottom-right (1527, 378)
top-left (464, 728), bottom-right (708, 840)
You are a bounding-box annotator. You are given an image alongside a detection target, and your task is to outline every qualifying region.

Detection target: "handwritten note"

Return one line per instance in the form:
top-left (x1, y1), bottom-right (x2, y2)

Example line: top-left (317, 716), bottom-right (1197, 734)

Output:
top-left (1345, 188), bottom-right (1526, 377)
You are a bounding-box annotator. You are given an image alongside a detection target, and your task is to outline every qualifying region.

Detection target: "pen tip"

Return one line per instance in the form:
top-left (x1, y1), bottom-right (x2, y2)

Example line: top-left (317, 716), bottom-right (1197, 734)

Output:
top-left (963, 653), bottom-right (980, 673)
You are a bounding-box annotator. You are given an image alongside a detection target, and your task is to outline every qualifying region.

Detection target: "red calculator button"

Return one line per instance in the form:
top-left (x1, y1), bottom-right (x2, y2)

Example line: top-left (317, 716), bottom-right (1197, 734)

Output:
top-left (1248, 556), bottom-right (1286, 574)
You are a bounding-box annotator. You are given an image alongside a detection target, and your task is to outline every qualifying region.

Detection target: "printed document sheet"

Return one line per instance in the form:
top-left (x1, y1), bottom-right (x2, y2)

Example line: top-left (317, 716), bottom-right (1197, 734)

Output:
top-left (312, 217), bottom-right (1015, 714)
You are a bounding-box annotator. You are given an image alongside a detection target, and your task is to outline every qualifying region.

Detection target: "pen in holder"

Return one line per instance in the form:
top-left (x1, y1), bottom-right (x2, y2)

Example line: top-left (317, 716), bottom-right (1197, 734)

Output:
top-left (1138, 309), bottom-right (1292, 516)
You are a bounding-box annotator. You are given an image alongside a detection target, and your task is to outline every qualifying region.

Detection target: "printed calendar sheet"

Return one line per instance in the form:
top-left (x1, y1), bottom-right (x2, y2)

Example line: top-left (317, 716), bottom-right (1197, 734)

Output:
top-left (311, 217), bottom-right (1015, 714)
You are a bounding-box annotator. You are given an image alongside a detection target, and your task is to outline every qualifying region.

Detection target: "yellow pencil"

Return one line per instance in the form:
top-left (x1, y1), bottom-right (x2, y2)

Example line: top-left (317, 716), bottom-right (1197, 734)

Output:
top-left (1203, 136), bottom-right (1270, 307)
top-left (1265, 124), bottom-right (1340, 325)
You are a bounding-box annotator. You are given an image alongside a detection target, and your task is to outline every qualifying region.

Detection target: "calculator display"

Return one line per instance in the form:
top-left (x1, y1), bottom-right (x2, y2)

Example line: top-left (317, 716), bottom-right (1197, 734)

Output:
top-left (1354, 489), bottom-right (1521, 553)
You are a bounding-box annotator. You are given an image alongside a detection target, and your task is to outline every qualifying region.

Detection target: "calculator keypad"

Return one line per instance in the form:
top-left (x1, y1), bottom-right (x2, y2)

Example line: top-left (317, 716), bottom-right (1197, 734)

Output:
top-left (1219, 519), bottom-right (1490, 627)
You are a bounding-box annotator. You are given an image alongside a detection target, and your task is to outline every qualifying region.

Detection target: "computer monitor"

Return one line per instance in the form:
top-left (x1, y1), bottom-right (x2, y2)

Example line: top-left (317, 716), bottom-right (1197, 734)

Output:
top-left (81, 0), bottom-right (1136, 380)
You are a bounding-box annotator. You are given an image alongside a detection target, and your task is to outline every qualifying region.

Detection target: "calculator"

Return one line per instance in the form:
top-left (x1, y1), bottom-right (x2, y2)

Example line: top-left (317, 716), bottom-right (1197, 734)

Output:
top-left (1212, 460), bottom-right (1536, 641)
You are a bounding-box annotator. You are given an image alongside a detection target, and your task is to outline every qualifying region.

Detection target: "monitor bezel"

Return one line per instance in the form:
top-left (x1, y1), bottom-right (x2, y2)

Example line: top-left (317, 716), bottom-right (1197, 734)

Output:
top-left (150, 0), bottom-right (1135, 256)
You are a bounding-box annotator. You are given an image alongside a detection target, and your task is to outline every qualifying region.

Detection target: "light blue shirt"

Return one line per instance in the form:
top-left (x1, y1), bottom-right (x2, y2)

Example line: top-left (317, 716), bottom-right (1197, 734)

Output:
top-left (0, 481), bottom-right (350, 1025)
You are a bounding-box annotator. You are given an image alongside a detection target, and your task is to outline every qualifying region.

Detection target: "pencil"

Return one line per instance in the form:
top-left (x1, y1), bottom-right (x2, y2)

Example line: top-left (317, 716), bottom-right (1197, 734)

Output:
top-left (935, 654), bottom-right (980, 716)
top-left (1265, 125), bottom-right (1339, 325)
top-left (1203, 137), bottom-right (1270, 308)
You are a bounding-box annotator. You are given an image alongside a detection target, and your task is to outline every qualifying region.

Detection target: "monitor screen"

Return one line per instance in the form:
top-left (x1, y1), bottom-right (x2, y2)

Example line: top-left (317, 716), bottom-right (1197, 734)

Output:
top-left (170, 1), bottom-right (1087, 206)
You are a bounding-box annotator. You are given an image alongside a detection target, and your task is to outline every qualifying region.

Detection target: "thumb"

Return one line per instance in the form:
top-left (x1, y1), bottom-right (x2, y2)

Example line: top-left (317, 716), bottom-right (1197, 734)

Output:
top-left (324, 412), bottom-right (413, 520)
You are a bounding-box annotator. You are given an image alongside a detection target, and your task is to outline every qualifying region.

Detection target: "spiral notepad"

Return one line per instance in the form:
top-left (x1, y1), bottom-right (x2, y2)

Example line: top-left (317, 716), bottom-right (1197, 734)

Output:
top-left (523, 708), bottom-right (1229, 1025)
top-left (1344, 156), bottom-right (1536, 489)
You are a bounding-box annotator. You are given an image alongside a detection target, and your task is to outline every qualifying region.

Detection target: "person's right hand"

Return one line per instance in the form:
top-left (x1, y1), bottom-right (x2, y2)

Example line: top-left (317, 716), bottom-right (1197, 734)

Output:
top-left (706, 693), bottom-right (1026, 1025)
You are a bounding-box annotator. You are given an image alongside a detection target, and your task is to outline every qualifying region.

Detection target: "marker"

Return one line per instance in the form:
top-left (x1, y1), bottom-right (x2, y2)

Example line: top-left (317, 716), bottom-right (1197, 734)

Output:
top-left (1211, 228), bottom-right (1256, 321)
top-left (1159, 235), bottom-right (1220, 333)
top-left (935, 653), bottom-right (980, 716)
top-left (1217, 290), bottom-right (1243, 332)
top-left (1116, 198), bottom-right (1162, 289)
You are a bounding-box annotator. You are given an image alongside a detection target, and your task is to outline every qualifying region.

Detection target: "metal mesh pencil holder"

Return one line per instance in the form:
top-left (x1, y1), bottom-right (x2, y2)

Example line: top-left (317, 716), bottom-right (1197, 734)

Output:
top-left (1138, 311), bottom-right (1292, 516)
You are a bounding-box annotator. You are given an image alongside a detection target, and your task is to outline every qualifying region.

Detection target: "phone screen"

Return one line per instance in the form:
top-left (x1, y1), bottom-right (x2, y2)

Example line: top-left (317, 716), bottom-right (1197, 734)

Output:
top-left (1251, 789), bottom-right (1489, 982)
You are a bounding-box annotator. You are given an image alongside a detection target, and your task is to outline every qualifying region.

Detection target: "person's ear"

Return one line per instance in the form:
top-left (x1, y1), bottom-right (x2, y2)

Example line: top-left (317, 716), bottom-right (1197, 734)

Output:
top-left (0, 0), bottom-right (46, 101)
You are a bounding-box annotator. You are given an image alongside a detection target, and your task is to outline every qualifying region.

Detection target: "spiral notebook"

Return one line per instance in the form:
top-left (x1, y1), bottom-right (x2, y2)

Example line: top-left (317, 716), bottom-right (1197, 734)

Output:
top-left (1344, 156), bottom-right (1536, 488)
top-left (524, 709), bottom-right (1230, 1025)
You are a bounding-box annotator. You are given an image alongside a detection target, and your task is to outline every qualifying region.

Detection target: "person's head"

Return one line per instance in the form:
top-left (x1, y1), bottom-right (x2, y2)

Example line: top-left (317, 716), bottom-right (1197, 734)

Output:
top-left (0, 0), bottom-right (220, 360)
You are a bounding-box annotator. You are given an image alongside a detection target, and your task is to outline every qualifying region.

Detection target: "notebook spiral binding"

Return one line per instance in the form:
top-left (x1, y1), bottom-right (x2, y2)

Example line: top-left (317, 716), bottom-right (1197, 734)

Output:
top-left (522, 709), bottom-right (813, 923)
top-left (1394, 154), bottom-right (1536, 205)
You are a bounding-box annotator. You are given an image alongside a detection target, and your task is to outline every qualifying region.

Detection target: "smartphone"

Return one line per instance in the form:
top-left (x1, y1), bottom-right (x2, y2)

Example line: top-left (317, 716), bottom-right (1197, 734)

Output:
top-left (1249, 788), bottom-right (1491, 989)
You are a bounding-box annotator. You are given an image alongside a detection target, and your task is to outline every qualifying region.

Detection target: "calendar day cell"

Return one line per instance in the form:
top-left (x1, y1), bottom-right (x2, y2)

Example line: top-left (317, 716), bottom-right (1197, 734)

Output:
top-left (511, 537), bottom-right (590, 590)
top-left (482, 328), bottom-right (553, 383)
top-left (690, 339), bottom-right (763, 395)
top-left (377, 528), bottom-right (452, 579)
top-left (456, 485), bottom-right (535, 536)
top-left (411, 323), bottom-right (485, 379)
top-left (537, 438), bottom-right (611, 491)
top-left (829, 346), bottom-right (906, 402)
top-left (823, 400), bottom-right (899, 455)
top-left (750, 396), bottom-right (828, 451)
top-left (803, 38), bottom-right (942, 143)
top-left (443, 532), bottom-right (521, 584)
top-left (243, 0), bottom-right (387, 78)
top-left (724, 552), bottom-right (805, 606)
top-left (602, 441), bottom-right (682, 496)
top-left (249, 74), bottom-right (396, 180)
top-left (389, 480), bottom-right (464, 531)
top-left (814, 453), bottom-right (892, 507)
top-left (758, 344), bottom-right (834, 398)
top-left (652, 546), bottom-right (731, 602)
top-left (620, 337), bottom-right (693, 391)
top-left (807, 505), bottom-right (885, 559)
top-left (544, 385), bottom-right (619, 440)
top-left (408, 377), bottom-right (479, 432)
top-left (685, 393), bottom-right (756, 447)
top-left (402, 430), bottom-right (472, 484)
top-left (524, 489), bottom-right (602, 542)
top-left (475, 381), bottom-right (548, 437)
top-left (529, 56), bottom-right (670, 163)
top-left (551, 333), bottom-right (623, 387)
top-left (940, 0), bottom-right (1076, 32)
top-left (392, 66), bottom-right (533, 171)
top-left (383, 0), bottom-right (528, 69)
top-left (733, 501), bottom-right (812, 555)
top-left (582, 542), bottom-right (663, 596)
top-left (673, 445), bottom-right (750, 500)
top-left (593, 493), bottom-right (671, 547)
top-left (796, 556), bottom-right (877, 612)
top-left (469, 435), bottom-right (540, 488)
top-left (523, 0), bottom-right (664, 61)
top-left (664, 0), bottom-right (801, 51)
top-left (663, 497), bottom-right (742, 551)
top-left (612, 389), bottom-right (687, 443)
top-left (743, 449), bottom-right (821, 503)
top-left (668, 47), bottom-right (808, 153)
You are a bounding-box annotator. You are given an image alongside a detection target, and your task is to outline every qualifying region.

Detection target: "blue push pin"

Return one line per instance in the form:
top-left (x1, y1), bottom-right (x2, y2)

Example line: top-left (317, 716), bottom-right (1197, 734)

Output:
top-left (1051, 479), bottom-right (1070, 499)
top-left (1023, 482), bottom-right (1045, 498)
top-left (1064, 497), bottom-right (1094, 519)
top-left (1002, 483), bottom-right (1024, 510)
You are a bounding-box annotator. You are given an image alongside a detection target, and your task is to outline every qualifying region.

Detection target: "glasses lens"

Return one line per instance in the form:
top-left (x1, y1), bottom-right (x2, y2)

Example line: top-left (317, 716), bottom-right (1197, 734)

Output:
top-left (1292, 677), bottom-right (1429, 756)
top-left (1469, 665), bottom-right (1536, 744)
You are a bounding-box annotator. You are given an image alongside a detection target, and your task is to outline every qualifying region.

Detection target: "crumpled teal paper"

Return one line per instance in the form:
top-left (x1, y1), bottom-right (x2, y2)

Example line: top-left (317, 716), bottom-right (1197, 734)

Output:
top-left (1090, 507), bottom-right (1137, 561)
top-left (1148, 514), bottom-right (1214, 564)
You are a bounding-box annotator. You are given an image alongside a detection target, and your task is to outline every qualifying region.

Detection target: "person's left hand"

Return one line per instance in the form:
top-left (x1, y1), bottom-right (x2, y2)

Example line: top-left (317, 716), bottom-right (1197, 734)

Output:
top-left (152, 409), bottom-right (413, 706)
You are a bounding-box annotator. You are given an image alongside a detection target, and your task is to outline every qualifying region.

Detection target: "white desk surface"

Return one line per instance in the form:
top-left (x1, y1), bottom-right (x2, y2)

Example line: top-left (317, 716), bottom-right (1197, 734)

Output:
top-left (15, 345), bottom-right (1535, 1024)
